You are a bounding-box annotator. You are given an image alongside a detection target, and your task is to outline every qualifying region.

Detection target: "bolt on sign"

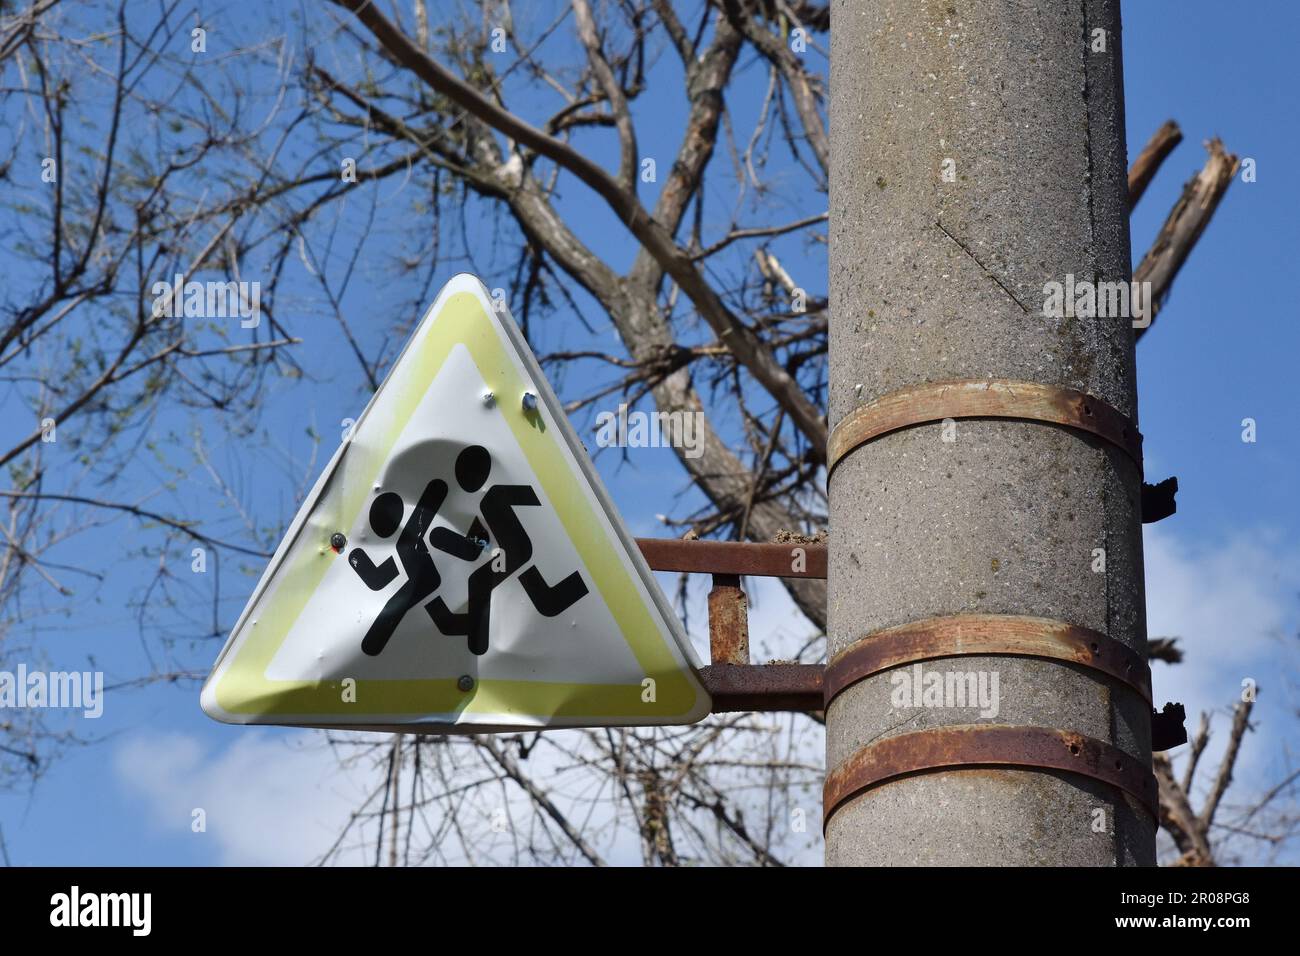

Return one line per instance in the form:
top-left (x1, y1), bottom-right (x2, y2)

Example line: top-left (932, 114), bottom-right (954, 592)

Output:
top-left (201, 274), bottom-right (710, 731)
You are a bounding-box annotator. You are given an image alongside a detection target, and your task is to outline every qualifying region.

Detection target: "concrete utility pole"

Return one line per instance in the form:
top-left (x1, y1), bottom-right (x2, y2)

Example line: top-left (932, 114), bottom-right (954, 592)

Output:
top-left (826, 1), bottom-right (1154, 865)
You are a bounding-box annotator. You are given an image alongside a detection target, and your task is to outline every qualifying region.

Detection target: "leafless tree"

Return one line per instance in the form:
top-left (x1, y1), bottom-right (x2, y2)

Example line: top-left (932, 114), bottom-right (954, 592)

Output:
top-left (0, 0), bottom-right (303, 782)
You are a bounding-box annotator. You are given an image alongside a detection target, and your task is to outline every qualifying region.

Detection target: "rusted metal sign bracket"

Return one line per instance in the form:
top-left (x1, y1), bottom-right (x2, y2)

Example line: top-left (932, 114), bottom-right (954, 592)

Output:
top-left (822, 725), bottom-right (1161, 830)
top-left (638, 538), bottom-right (824, 712)
top-left (699, 664), bottom-right (823, 713)
top-left (637, 540), bottom-right (1187, 758)
top-left (826, 378), bottom-right (1144, 474)
top-left (637, 538), bottom-right (826, 578)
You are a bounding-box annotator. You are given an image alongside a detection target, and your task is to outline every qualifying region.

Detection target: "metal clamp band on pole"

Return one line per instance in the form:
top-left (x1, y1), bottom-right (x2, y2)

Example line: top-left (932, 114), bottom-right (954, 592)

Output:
top-left (824, 613), bottom-right (1152, 707)
top-left (822, 725), bottom-right (1159, 829)
top-left (827, 379), bottom-right (1143, 473)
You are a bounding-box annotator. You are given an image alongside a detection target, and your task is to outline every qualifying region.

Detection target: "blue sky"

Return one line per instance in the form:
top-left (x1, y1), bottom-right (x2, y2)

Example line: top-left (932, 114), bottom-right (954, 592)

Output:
top-left (0, 1), bottom-right (1296, 866)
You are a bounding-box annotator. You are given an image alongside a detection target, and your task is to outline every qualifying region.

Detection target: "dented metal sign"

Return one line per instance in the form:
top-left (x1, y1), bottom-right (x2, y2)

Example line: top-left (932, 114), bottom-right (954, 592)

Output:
top-left (201, 274), bottom-right (710, 732)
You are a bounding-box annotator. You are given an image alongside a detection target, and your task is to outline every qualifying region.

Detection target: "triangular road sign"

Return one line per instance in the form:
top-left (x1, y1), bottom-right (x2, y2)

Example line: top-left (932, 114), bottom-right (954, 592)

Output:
top-left (201, 274), bottom-right (711, 731)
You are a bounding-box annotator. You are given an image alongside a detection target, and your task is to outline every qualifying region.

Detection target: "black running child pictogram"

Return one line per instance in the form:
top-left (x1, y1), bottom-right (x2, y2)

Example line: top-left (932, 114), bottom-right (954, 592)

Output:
top-left (426, 445), bottom-right (589, 656)
top-left (345, 445), bottom-right (589, 658)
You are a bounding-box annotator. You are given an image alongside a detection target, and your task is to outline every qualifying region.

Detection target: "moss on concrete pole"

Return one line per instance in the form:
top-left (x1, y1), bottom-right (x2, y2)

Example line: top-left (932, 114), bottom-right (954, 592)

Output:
top-left (827, 0), bottom-right (1154, 865)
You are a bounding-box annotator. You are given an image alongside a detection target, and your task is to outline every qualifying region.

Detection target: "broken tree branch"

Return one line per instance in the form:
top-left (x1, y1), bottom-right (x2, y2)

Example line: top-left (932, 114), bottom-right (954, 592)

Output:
top-left (1134, 137), bottom-right (1239, 341)
top-left (1129, 119), bottom-right (1182, 210)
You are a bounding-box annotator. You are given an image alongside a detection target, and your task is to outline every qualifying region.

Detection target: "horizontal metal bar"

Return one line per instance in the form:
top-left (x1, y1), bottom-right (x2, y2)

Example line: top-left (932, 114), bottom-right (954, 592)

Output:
top-left (637, 538), bottom-right (827, 579)
top-left (699, 664), bottom-right (823, 713)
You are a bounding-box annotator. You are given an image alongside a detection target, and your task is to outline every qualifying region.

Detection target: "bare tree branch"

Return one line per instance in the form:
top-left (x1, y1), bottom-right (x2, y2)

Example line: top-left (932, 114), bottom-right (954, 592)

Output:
top-left (1128, 119), bottom-right (1182, 210)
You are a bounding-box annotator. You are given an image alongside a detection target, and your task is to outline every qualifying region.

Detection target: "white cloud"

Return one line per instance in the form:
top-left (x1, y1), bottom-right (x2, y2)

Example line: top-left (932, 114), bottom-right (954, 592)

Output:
top-left (1144, 524), bottom-right (1299, 712)
top-left (114, 730), bottom-right (373, 865)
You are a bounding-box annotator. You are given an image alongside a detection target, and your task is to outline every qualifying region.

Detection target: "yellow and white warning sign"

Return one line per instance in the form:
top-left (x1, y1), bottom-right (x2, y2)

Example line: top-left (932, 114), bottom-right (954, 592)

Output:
top-left (201, 274), bottom-right (710, 731)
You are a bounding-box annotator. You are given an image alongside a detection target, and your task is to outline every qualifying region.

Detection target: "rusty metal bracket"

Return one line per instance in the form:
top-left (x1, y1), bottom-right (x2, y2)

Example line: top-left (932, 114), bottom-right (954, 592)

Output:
top-left (638, 538), bottom-right (826, 713)
top-left (827, 379), bottom-right (1143, 473)
top-left (825, 613), bottom-right (1153, 707)
top-left (700, 664), bottom-right (823, 712)
top-left (707, 574), bottom-right (750, 665)
top-left (637, 538), bottom-right (826, 578)
top-left (823, 725), bottom-right (1160, 829)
